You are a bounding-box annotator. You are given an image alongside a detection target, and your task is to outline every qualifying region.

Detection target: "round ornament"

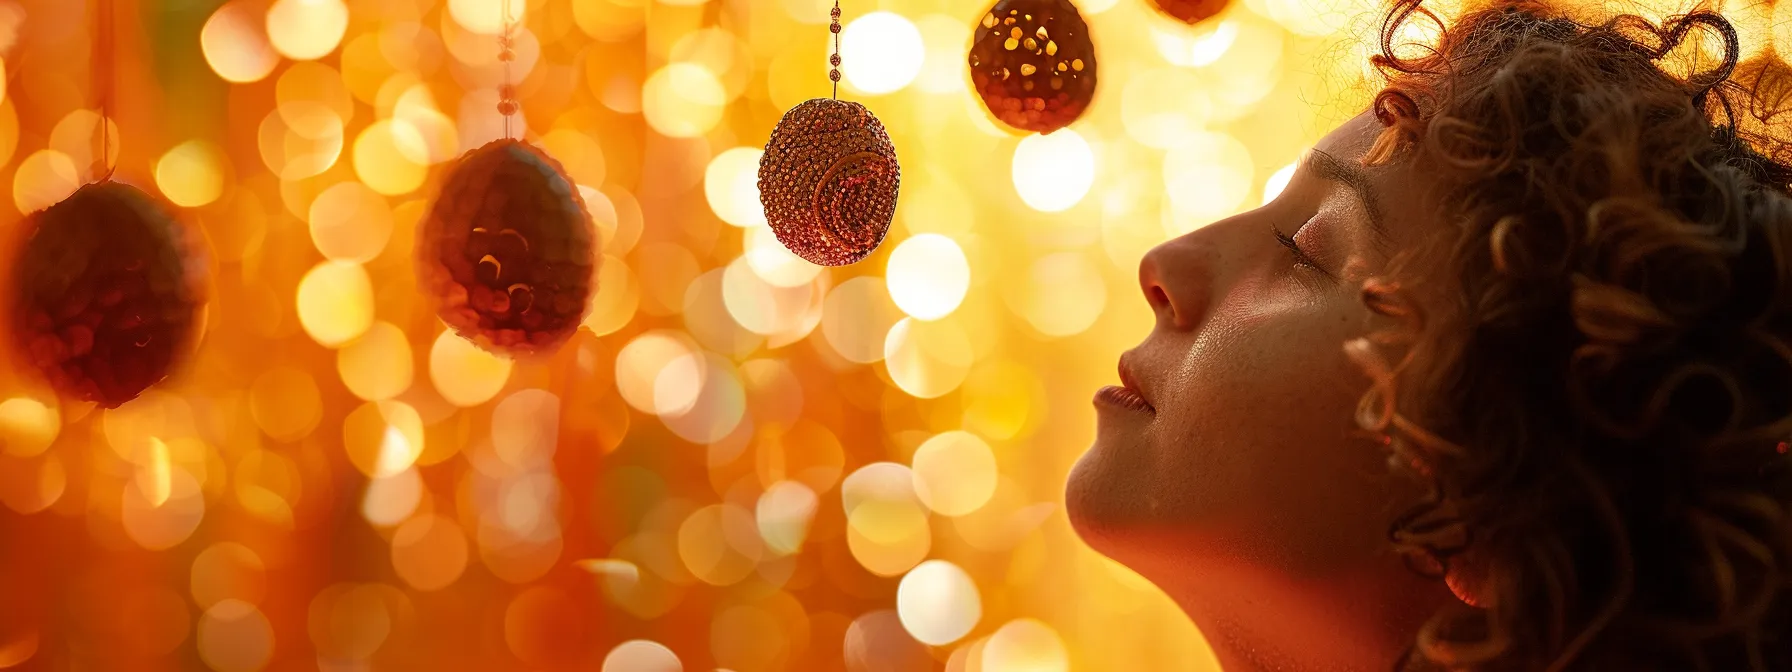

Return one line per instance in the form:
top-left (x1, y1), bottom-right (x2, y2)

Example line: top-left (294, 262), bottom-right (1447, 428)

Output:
top-left (5, 181), bottom-right (208, 408)
top-left (416, 139), bottom-right (598, 356)
top-left (757, 98), bottom-right (901, 267)
top-left (1149, 0), bottom-right (1230, 25)
top-left (969, 0), bottom-right (1098, 134)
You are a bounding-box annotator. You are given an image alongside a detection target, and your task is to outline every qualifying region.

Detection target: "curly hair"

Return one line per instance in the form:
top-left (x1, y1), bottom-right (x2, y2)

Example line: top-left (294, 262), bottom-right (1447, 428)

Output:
top-left (1347, 1), bottom-right (1792, 669)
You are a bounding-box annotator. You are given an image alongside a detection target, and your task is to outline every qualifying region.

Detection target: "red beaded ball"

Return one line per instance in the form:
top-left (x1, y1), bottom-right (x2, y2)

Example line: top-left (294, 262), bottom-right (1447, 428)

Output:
top-left (968, 0), bottom-right (1098, 134)
top-left (1149, 0), bottom-right (1230, 24)
top-left (417, 139), bottom-right (598, 357)
top-left (5, 181), bottom-right (208, 408)
top-left (757, 98), bottom-right (901, 267)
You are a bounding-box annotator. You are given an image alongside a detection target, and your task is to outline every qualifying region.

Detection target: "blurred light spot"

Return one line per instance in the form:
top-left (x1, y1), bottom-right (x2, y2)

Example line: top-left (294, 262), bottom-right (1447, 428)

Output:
top-left (822, 277), bottom-right (903, 364)
top-left (155, 140), bottom-right (226, 208)
top-left (844, 610), bottom-right (932, 672)
top-left (428, 331), bottom-right (513, 407)
top-left (642, 63), bottom-right (725, 138)
top-left (886, 234), bottom-right (970, 321)
top-left (1120, 68), bottom-right (1211, 150)
top-left (1012, 130), bottom-right (1095, 212)
top-left (12, 150), bottom-right (79, 214)
top-left (756, 480), bottom-right (818, 555)
top-left (1262, 161), bottom-right (1297, 205)
top-left (603, 640), bottom-right (681, 672)
top-left (0, 398), bottom-right (57, 457)
top-left (204, 2), bottom-right (278, 82)
top-left (296, 260), bottom-right (373, 347)
top-left (307, 583), bottom-right (395, 661)
top-left (841, 12), bottom-right (924, 95)
top-left (142, 437), bottom-right (172, 507)
top-left (1164, 131), bottom-right (1254, 231)
top-left (722, 257), bottom-right (816, 336)
top-left (0, 630), bottom-right (35, 668)
top-left (342, 401), bottom-right (425, 478)
top-left (190, 542), bottom-right (267, 609)
top-left (337, 322), bottom-right (414, 401)
top-left (361, 466), bottom-right (423, 526)
top-left (678, 503), bottom-right (762, 585)
top-left (704, 147), bottom-right (766, 227)
top-left (1011, 253), bottom-right (1105, 337)
top-left (1155, 20), bottom-right (1238, 67)
top-left (898, 560), bottom-right (981, 645)
top-left (583, 254), bottom-right (640, 337)
top-left (449, 0), bottom-right (523, 35)
top-left (660, 353), bottom-right (747, 444)
top-left (259, 105), bottom-right (343, 180)
top-left (50, 110), bottom-right (119, 182)
top-left (575, 558), bottom-right (640, 583)
top-left (742, 224), bottom-right (822, 288)
top-left (911, 431), bottom-right (998, 516)
top-left (249, 366), bottom-right (323, 442)
top-left (266, 0), bottom-right (348, 60)
top-left (492, 389), bottom-right (560, 469)
top-left (981, 619), bottom-right (1068, 672)
top-left (354, 121), bottom-right (428, 195)
top-left (615, 331), bottom-right (698, 415)
top-left (0, 452), bottom-right (64, 514)
top-left (391, 514), bottom-right (469, 591)
top-left (755, 421), bottom-right (846, 495)
top-left (197, 599), bottom-right (274, 672)
top-left (121, 464), bottom-right (202, 549)
top-left (884, 317), bottom-right (973, 399)
top-left (915, 14), bottom-right (972, 93)
top-left (308, 181), bottom-right (392, 262)
top-left (847, 497), bottom-right (930, 577)
top-left (711, 604), bottom-right (788, 671)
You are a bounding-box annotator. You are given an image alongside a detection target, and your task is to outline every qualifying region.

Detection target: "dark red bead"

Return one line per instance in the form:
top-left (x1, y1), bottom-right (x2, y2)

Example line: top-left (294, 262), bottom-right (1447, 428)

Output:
top-left (1149, 0), bottom-right (1231, 24)
top-left (5, 181), bottom-right (208, 408)
top-left (758, 98), bottom-right (900, 267)
top-left (967, 0), bottom-right (1097, 134)
top-left (417, 139), bottom-right (599, 356)
top-left (830, 22), bottom-right (841, 33)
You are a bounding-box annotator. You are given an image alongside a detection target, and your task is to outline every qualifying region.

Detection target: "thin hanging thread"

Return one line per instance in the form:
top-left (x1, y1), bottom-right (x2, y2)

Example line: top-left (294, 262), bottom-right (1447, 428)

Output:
top-left (829, 0), bottom-right (842, 99)
top-left (93, 0), bottom-right (115, 180)
top-left (499, 0), bottom-right (516, 139)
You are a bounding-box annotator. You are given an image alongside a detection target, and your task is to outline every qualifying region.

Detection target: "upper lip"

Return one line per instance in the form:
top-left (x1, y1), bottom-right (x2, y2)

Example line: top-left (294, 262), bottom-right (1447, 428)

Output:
top-left (1117, 352), bottom-right (1156, 411)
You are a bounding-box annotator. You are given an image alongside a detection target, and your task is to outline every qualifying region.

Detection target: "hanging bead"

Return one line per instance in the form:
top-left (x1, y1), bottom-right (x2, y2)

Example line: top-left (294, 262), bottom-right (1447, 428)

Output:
top-left (417, 140), bottom-right (598, 356)
top-left (968, 0), bottom-right (1097, 134)
top-left (1149, 0), bottom-right (1231, 25)
top-left (5, 182), bottom-right (208, 407)
top-left (758, 99), bottom-right (900, 267)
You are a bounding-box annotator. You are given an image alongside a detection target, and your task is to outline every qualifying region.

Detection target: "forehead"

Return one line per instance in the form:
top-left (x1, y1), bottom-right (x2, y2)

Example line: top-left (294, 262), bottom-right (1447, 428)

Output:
top-left (1311, 110), bottom-right (1437, 246)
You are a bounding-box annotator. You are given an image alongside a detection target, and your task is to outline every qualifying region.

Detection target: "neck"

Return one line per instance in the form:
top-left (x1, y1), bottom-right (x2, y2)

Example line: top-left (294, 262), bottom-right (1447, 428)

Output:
top-left (1139, 552), bottom-right (1447, 672)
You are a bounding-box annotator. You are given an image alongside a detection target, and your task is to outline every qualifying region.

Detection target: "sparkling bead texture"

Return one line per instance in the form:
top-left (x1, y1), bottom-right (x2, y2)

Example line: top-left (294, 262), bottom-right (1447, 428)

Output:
top-left (968, 0), bottom-right (1097, 134)
top-left (1149, 0), bottom-right (1231, 24)
top-left (417, 139), bottom-right (598, 357)
top-left (5, 181), bottom-right (208, 408)
top-left (758, 98), bottom-right (900, 267)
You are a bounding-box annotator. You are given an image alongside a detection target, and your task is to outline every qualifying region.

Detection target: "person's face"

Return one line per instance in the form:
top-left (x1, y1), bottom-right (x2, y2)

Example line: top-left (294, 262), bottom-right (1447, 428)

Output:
top-left (1067, 112), bottom-right (1438, 579)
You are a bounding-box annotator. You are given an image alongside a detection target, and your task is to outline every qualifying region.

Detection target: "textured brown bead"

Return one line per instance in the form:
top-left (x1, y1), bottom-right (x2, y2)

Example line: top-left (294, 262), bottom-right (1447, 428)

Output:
top-left (968, 0), bottom-right (1097, 134)
top-left (758, 98), bottom-right (900, 267)
top-left (417, 139), bottom-right (598, 357)
top-left (5, 181), bottom-right (208, 408)
top-left (1149, 0), bottom-right (1231, 24)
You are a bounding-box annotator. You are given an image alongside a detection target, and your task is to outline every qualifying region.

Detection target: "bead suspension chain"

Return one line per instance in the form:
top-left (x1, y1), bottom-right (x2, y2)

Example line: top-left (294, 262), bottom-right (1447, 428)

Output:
top-left (497, 0), bottom-right (518, 138)
top-left (94, 0), bottom-right (115, 180)
top-left (829, 0), bottom-right (842, 99)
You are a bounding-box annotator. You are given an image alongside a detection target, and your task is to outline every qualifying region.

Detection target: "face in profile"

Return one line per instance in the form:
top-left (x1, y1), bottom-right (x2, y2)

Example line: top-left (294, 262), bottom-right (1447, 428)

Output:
top-left (1065, 112), bottom-right (1451, 664)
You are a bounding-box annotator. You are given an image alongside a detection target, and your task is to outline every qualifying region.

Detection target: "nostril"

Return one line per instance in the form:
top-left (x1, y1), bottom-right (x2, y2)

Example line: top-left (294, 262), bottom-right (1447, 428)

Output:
top-left (1147, 285), bottom-right (1171, 312)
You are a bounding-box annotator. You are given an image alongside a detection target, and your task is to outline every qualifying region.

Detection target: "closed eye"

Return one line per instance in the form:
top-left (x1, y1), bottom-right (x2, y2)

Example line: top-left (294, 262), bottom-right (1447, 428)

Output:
top-left (1272, 223), bottom-right (1335, 280)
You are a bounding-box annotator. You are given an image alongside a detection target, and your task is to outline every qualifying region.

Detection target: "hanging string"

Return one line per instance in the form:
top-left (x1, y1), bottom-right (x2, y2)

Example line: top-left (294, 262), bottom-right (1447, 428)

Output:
top-left (829, 0), bottom-right (842, 99)
top-left (497, 0), bottom-right (518, 139)
top-left (92, 0), bottom-right (115, 180)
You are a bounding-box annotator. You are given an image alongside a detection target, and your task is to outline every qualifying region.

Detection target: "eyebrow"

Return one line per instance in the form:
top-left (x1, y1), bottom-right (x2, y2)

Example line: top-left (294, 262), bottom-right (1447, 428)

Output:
top-left (1306, 148), bottom-right (1391, 244)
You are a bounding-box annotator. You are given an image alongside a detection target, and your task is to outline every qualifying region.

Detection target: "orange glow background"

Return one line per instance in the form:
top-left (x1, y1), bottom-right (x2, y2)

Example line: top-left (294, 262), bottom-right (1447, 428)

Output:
top-left (0, 0), bottom-right (1761, 669)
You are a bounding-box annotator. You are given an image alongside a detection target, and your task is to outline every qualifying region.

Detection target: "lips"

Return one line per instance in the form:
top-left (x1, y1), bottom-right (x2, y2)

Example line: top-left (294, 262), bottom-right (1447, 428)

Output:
top-left (1094, 353), bottom-right (1156, 414)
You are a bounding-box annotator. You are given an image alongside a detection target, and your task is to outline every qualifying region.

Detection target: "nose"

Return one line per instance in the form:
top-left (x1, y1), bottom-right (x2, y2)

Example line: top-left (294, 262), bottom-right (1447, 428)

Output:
top-left (1138, 232), bottom-right (1214, 331)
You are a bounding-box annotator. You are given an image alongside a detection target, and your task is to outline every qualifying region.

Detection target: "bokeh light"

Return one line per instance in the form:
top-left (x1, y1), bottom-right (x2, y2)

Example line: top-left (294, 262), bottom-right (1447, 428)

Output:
top-left (266, 0), bottom-right (349, 61)
top-left (296, 260), bottom-right (374, 347)
top-left (704, 147), bottom-right (766, 227)
top-left (897, 560), bottom-right (981, 645)
top-left (1012, 130), bottom-right (1096, 212)
top-left (841, 12), bottom-right (926, 95)
top-left (886, 234), bottom-right (970, 321)
top-left (154, 140), bottom-right (226, 208)
top-left (642, 63), bottom-right (725, 138)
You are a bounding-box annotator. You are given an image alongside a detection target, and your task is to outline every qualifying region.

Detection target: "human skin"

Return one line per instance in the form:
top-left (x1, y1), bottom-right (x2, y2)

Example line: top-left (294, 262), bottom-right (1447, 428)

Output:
top-left (1067, 112), bottom-right (1457, 671)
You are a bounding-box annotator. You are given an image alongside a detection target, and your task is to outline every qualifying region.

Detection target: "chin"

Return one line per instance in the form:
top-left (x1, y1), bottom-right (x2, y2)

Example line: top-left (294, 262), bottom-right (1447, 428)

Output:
top-left (1065, 436), bottom-right (1150, 561)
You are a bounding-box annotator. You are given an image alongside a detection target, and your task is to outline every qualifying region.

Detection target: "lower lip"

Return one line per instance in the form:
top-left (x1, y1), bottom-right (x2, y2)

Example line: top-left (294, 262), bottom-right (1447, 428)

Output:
top-left (1095, 385), bottom-right (1155, 414)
